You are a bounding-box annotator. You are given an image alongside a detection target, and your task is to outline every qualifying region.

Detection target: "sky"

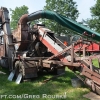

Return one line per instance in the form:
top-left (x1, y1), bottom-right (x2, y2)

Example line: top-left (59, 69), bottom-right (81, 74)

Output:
top-left (75, 0), bottom-right (96, 21)
top-left (0, 0), bottom-right (96, 21)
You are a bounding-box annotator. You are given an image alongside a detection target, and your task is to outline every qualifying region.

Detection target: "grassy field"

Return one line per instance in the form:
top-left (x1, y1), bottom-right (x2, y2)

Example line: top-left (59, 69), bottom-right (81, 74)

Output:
top-left (0, 66), bottom-right (90, 100)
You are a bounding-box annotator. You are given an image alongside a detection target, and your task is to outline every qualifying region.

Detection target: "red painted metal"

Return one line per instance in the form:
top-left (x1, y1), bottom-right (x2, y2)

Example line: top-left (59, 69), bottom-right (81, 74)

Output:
top-left (74, 42), bottom-right (100, 52)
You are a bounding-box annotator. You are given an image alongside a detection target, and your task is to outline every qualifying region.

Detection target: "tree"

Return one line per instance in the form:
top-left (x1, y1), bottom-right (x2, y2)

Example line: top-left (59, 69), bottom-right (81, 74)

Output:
top-left (43, 0), bottom-right (79, 35)
top-left (10, 5), bottom-right (29, 30)
top-left (85, 0), bottom-right (100, 33)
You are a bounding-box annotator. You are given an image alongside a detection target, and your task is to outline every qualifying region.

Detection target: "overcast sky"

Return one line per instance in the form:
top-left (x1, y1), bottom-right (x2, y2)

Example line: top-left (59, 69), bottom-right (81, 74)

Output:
top-left (0, 0), bottom-right (96, 21)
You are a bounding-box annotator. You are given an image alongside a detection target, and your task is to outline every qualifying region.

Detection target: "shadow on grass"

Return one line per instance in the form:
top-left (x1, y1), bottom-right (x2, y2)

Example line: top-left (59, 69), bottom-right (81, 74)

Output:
top-left (0, 67), bottom-right (89, 100)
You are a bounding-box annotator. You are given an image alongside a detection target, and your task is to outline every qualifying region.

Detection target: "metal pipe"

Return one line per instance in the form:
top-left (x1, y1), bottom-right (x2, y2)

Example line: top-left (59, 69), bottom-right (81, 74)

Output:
top-left (18, 10), bottom-right (100, 41)
top-left (18, 14), bottom-right (28, 25)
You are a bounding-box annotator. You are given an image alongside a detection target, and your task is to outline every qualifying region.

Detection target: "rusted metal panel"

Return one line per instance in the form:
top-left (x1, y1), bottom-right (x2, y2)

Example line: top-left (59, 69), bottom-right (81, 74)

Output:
top-left (12, 14), bottom-right (30, 51)
top-left (24, 67), bottom-right (38, 78)
top-left (12, 28), bottom-right (21, 42)
top-left (23, 61), bottom-right (37, 68)
top-left (22, 61), bottom-right (38, 78)
top-left (12, 26), bottom-right (30, 51)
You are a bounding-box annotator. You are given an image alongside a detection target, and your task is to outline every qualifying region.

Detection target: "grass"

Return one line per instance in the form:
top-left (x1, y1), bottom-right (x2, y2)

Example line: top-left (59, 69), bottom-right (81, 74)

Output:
top-left (0, 67), bottom-right (90, 100)
top-left (92, 59), bottom-right (99, 68)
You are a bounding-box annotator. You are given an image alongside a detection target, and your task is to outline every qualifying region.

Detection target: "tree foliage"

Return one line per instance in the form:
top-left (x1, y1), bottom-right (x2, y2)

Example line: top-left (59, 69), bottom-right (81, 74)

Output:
top-left (86, 0), bottom-right (100, 33)
top-left (43, 0), bottom-right (79, 35)
top-left (10, 5), bottom-right (29, 30)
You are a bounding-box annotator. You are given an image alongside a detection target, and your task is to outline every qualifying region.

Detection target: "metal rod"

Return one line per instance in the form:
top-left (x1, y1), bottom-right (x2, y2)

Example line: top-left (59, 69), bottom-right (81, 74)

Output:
top-left (71, 44), bottom-right (74, 64)
top-left (83, 47), bottom-right (86, 57)
top-left (89, 58), bottom-right (93, 71)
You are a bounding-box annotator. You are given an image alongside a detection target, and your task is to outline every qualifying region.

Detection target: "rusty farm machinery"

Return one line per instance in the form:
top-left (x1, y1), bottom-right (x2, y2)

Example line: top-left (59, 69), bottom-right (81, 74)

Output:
top-left (0, 7), bottom-right (100, 95)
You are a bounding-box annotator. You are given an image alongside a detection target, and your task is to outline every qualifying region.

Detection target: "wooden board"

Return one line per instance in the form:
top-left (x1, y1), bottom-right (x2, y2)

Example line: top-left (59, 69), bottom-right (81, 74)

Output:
top-left (83, 92), bottom-right (100, 100)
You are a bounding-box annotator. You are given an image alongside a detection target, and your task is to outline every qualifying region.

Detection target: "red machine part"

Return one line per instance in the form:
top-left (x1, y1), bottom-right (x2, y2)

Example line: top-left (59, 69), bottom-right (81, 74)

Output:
top-left (74, 42), bottom-right (100, 52)
top-left (36, 26), bottom-right (100, 94)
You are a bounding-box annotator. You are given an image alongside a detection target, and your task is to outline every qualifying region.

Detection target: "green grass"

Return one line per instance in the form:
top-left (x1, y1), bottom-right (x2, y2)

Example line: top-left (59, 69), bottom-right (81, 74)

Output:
top-left (1, 58), bottom-right (99, 100)
top-left (92, 59), bottom-right (99, 68)
top-left (0, 67), bottom-right (89, 100)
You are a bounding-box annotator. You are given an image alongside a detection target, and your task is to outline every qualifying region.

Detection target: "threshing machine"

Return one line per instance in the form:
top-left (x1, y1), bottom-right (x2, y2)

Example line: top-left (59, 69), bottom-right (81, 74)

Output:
top-left (0, 7), bottom-right (100, 95)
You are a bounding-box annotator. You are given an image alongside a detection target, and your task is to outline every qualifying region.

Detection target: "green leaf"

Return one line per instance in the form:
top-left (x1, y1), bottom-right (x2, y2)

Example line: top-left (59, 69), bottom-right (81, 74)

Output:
top-left (10, 5), bottom-right (29, 30)
top-left (43, 0), bottom-right (79, 35)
